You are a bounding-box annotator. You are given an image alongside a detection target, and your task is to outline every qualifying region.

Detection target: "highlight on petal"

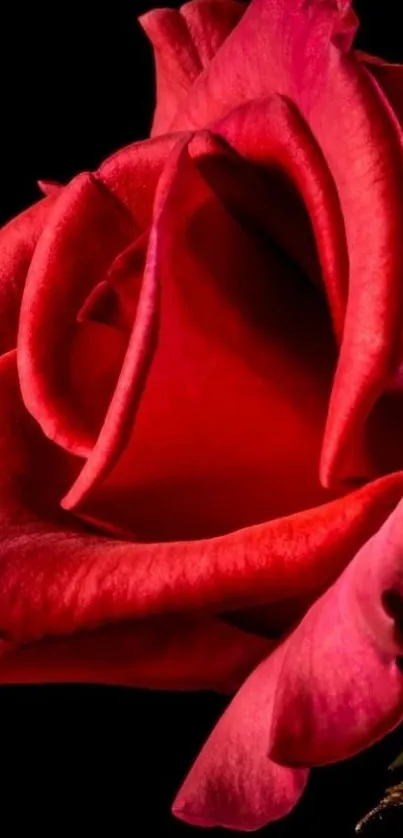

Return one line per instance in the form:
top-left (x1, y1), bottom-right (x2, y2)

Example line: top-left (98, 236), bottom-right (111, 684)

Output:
top-left (139, 0), bottom-right (246, 135)
top-left (173, 646), bottom-right (308, 830)
top-left (0, 192), bottom-right (60, 355)
top-left (269, 494), bottom-right (403, 766)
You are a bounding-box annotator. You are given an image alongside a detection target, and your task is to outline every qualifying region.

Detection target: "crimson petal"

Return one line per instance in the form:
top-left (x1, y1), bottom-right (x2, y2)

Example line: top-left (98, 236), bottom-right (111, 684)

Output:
top-left (171, 0), bottom-right (403, 489)
top-left (0, 193), bottom-right (59, 355)
top-left (0, 348), bottom-right (402, 644)
top-left (140, 0), bottom-right (245, 135)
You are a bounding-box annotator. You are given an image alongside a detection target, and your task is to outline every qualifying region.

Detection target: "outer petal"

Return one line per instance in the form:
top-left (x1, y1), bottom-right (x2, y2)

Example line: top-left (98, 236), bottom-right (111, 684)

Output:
top-left (17, 134), bottom-right (179, 460)
top-left (171, 0), bottom-right (403, 490)
top-left (174, 492), bottom-right (403, 829)
top-left (0, 614), bottom-right (269, 693)
top-left (17, 173), bottom-right (133, 457)
top-left (1, 350), bottom-right (403, 647)
top-left (356, 52), bottom-right (403, 402)
top-left (139, 0), bottom-right (245, 136)
top-left (269, 495), bottom-right (403, 766)
top-left (173, 645), bottom-right (308, 830)
top-left (0, 192), bottom-right (60, 356)
top-left (357, 51), bottom-right (403, 127)
top-left (0, 351), bottom-right (269, 690)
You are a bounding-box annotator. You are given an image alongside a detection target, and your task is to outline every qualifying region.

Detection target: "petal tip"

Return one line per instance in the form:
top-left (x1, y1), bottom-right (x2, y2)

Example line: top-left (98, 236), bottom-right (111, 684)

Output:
top-left (172, 804), bottom-right (217, 828)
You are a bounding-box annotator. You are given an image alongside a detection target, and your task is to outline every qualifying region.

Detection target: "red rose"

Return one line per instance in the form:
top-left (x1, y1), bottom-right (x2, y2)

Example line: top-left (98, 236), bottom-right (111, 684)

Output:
top-left (2, 0), bottom-right (403, 830)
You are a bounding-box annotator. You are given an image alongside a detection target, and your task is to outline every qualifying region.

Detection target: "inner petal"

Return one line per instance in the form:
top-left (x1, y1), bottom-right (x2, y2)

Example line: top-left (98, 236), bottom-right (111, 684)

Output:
top-left (71, 143), bottom-right (338, 541)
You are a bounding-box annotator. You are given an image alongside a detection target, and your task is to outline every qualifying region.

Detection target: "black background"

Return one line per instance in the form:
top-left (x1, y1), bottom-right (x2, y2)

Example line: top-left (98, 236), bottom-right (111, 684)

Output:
top-left (1, 1), bottom-right (403, 835)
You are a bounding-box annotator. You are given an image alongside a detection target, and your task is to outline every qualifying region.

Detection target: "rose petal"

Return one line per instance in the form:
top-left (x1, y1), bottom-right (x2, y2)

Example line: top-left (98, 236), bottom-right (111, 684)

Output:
top-left (174, 489), bottom-right (403, 829)
top-left (0, 350), bottom-right (269, 690)
top-left (0, 193), bottom-right (60, 355)
top-left (269, 494), bottom-right (403, 766)
top-left (17, 173), bottom-right (134, 456)
top-left (63, 131), bottom-right (338, 541)
top-left (16, 133), bottom-right (184, 460)
top-left (0, 613), bottom-right (269, 693)
top-left (357, 51), bottom-right (403, 127)
top-left (1, 352), bottom-right (403, 647)
top-left (97, 132), bottom-right (181, 222)
top-left (173, 645), bottom-right (308, 830)
top-left (139, 0), bottom-right (245, 135)
top-left (170, 0), bottom-right (403, 489)
top-left (37, 180), bottom-right (62, 197)
top-left (77, 232), bottom-right (148, 333)
top-left (170, 0), bottom-right (359, 131)
top-left (206, 95), bottom-right (348, 338)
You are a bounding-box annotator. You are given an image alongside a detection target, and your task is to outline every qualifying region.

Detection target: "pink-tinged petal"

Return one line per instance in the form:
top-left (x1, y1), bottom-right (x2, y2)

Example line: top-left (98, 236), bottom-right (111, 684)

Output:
top-left (0, 614), bottom-right (269, 693)
top-left (269, 495), bottom-right (403, 766)
top-left (139, 0), bottom-right (246, 136)
top-left (0, 193), bottom-right (60, 355)
top-left (170, 0), bottom-right (359, 131)
top-left (173, 647), bottom-right (308, 830)
top-left (37, 179), bottom-right (62, 196)
top-left (1, 352), bottom-right (403, 647)
top-left (17, 172), bottom-right (134, 457)
top-left (174, 491), bottom-right (403, 827)
top-left (171, 0), bottom-right (403, 489)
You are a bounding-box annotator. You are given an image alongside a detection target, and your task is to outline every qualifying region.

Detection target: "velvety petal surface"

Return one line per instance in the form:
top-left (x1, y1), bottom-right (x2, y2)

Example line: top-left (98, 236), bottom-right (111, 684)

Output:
top-left (174, 493), bottom-right (403, 829)
top-left (173, 645), bottom-right (308, 830)
top-left (17, 133), bottom-right (180, 461)
top-left (1, 346), bottom-right (403, 646)
top-left (269, 494), bottom-right (403, 765)
top-left (140, 0), bottom-right (245, 135)
top-left (17, 173), bottom-right (133, 457)
top-left (170, 0), bottom-right (403, 490)
top-left (0, 613), bottom-right (270, 693)
top-left (358, 51), bottom-right (403, 127)
top-left (0, 350), bottom-right (270, 690)
top-left (208, 95), bottom-right (348, 339)
top-left (63, 130), bottom-right (339, 542)
top-left (0, 192), bottom-right (60, 355)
